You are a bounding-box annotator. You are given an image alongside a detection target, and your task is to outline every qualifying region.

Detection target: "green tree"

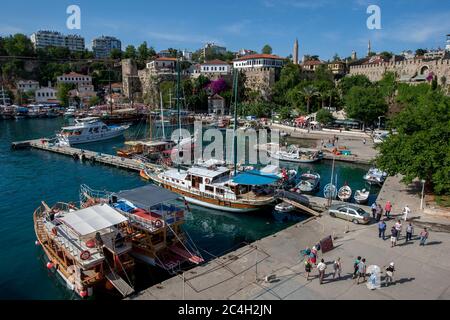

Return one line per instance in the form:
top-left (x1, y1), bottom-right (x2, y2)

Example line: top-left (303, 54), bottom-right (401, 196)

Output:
top-left (338, 75), bottom-right (371, 98)
top-left (123, 45), bottom-right (137, 59)
top-left (138, 41), bottom-right (149, 61)
top-left (300, 85), bottom-right (318, 114)
top-left (415, 49), bottom-right (426, 56)
top-left (376, 90), bottom-right (450, 195)
top-left (316, 109), bottom-right (334, 125)
top-left (88, 95), bottom-right (101, 107)
top-left (262, 45), bottom-right (273, 55)
top-left (110, 48), bottom-right (122, 59)
top-left (344, 86), bottom-right (387, 129)
top-left (57, 83), bottom-right (75, 107)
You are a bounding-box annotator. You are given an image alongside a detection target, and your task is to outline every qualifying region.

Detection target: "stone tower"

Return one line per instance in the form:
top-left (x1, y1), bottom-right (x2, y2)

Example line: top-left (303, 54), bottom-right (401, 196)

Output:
top-left (293, 38), bottom-right (299, 64)
top-left (368, 40), bottom-right (372, 57)
top-left (351, 50), bottom-right (357, 61)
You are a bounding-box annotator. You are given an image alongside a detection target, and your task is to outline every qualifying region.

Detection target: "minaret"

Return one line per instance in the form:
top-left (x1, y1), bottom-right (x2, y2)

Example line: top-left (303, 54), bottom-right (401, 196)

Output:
top-left (351, 50), bottom-right (357, 61)
top-left (367, 40), bottom-right (372, 57)
top-left (293, 38), bottom-right (299, 64)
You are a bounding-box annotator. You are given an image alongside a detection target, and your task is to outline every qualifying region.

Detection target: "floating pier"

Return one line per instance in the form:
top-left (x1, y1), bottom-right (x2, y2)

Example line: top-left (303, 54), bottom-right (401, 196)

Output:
top-left (11, 139), bottom-right (161, 173)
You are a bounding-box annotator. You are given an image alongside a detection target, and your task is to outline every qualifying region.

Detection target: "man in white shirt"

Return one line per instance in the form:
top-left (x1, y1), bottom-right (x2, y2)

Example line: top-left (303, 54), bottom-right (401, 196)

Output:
top-left (317, 259), bottom-right (327, 285)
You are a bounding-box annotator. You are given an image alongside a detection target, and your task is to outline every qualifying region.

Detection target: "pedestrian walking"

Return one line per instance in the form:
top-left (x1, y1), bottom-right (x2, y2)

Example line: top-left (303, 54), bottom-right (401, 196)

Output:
top-left (390, 227), bottom-right (398, 247)
top-left (363, 138), bottom-right (366, 145)
top-left (371, 202), bottom-right (377, 219)
top-left (333, 258), bottom-right (342, 279)
top-left (376, 204), bottom-right (383, 222)
top-left (355, 258), bottom-right (367, 284)
top-left (419, 228), bottom-right (429, 246)
top-left (385, 201), bottom-right (392, 219)
top-left (378, 220), bottom-right (387, 240)
top-left (317, 259), bottom-right (327, 284)
top-left (385, 262), bottom-right (395, 287)
top-left (405, 223), bottom-right (414, 242)
top-left (395, 220), bottom-right (402, 240)
top-left (304, 259), bottom-right (312, 280)
top-left (352, 256), bottom-right (361, 279)
top-left (403, 205), bottom-right (411, 222)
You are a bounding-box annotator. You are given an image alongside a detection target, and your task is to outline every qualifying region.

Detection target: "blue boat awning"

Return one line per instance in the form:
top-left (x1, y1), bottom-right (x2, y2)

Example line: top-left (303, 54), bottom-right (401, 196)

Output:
top-left (232, 171), bottom-right (280, 186)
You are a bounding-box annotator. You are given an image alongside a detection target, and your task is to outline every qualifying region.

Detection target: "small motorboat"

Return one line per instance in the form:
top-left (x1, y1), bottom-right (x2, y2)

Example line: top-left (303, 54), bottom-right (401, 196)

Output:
top-left (296, 171), bottom-right (321, 193)
top-left (354, 189), bottom-right (370, 204)
top-left (324, 183), bottom-right (337, 199)
top-left (363, 168), bottom-right (387, 185)
top-left (274, 202), bottom-right (295, 213)
top-left (338, 185), bottom-right (352, 202)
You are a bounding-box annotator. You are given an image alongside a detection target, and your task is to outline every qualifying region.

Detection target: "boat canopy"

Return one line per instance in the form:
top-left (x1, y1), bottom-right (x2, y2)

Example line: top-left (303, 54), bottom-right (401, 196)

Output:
top-left (232, 170), bottom-right (280, 186)
top-left (116, 185), bottom-right (180, 209)
top-left (59, 204), bottom-right (127, 236)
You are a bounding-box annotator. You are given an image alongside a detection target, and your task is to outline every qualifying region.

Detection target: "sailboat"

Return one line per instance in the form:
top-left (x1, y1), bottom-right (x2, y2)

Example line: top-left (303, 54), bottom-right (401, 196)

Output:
top-left (117, 91), bottom-right (176, 161)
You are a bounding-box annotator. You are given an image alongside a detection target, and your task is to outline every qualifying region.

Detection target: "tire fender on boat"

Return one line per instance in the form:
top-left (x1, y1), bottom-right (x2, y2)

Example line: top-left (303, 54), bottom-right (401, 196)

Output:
top-left (154, 219), bottom-right (163, 228)
top-left (80, 250), bottom-right (91, 261)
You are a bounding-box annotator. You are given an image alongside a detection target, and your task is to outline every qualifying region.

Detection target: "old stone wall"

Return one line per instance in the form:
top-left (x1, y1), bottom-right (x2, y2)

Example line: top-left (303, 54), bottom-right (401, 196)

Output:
top-left (241, 67), bottom-right (278, 99)
top-left (349, 58), bottom-right (450, 85)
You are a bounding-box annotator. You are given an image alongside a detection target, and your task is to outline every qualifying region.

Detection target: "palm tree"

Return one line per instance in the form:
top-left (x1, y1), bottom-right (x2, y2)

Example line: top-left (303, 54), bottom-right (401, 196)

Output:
top-left (300, 85), bottom-right (318, 114)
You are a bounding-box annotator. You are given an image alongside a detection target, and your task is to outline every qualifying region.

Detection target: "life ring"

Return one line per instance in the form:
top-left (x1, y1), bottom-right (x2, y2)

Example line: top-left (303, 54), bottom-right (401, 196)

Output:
top-left (80, 250), bottom-right (91, 261)
top-left (205, 178), bottom-right (211, 184)
top-left (154, 219), bottom-right (163, 228)
top-left (51, 227), bottom-right (58, 236)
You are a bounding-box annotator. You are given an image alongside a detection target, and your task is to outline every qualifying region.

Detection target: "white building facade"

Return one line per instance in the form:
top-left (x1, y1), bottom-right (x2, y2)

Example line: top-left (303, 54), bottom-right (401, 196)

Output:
top-left (92, 36), bottom-right (122, 58)
top-left (200, 60), bottom-right (231, 75)
top-left (35, 86), bottom-right (58, 103)
top-left (16, 80), bottom-right (40, 92)
top-left (30, 31), bottom-right (85, 51)
top-left (233, 54), bottom-right (284, 70)
top-left (57, 72), bottom-right (93, 87)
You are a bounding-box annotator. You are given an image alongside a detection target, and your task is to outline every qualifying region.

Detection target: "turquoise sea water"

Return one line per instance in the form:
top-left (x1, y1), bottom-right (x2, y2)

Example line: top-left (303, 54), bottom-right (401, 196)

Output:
top-left (0, 118), bottom-right (374, 300)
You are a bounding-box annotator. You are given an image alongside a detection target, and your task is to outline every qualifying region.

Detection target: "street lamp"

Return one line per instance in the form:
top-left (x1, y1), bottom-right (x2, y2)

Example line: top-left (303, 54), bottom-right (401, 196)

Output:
top-left (420, 179), bottom-right (426, 210)
top-left (378, 116), bottom-right (385, 130)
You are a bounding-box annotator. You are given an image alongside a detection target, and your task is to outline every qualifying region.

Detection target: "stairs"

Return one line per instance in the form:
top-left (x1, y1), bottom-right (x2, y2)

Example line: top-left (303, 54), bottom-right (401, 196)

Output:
top-left (105, 272), bottom-right (135, 297)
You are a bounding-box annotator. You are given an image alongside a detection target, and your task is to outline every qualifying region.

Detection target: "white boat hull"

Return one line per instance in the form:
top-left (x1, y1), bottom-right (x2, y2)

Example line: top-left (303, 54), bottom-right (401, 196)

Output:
top-left (58, 126), bottom-right (127, 146)
top-left (184, 196), bottom-right (260, 213)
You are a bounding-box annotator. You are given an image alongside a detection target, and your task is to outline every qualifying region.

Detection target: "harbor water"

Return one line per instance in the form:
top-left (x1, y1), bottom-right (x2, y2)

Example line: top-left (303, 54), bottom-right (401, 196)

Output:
top-left (0, 118), bottom-right (376, 299)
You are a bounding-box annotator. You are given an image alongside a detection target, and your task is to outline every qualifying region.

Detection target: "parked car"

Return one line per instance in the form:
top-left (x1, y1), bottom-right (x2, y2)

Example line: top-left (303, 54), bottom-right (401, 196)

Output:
top-left (328, 204), bottom-right (371, 224)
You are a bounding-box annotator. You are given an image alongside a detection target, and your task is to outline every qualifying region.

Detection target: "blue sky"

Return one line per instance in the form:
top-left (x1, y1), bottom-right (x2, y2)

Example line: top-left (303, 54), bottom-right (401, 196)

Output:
top-left (0, 0), bottom-right (449, 60)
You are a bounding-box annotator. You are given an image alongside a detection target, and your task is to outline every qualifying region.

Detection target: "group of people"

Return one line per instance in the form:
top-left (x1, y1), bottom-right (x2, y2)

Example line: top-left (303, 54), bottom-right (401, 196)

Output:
top-left (372, 200), bottom-right (430, 247)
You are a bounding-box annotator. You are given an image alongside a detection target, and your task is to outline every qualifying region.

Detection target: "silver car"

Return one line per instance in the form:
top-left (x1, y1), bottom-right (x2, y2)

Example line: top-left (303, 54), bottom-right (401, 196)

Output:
top-left (328, 204), bottom-right (371, 224)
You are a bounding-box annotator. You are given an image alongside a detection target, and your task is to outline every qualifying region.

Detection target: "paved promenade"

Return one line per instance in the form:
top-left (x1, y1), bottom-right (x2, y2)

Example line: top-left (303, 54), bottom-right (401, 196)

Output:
top-left (271, 124), bottom-right (379, 164)
top-left (130, 213), bottom-right (450, 300)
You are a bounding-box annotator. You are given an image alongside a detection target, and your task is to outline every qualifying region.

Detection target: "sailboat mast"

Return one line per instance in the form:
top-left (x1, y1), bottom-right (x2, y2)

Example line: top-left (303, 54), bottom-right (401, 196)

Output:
top-left (160, 90), bottom-right (165, 139)
top-left (233, 70), bottom-right (239, 176)
top-left (176, 57), bottom-right (182, 172)
top-left (328, 156), bottom-right (336, 206)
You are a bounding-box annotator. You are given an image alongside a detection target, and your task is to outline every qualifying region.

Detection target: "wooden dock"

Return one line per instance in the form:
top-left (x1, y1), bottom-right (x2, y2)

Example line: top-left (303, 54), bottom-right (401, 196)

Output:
top-left (11, 139), bottom-right (161, 173)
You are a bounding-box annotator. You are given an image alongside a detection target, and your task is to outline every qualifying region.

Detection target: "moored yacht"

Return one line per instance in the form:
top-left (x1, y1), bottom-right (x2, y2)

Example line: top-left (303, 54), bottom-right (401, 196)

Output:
top-left (57, 117), bottom-right (129, 146)
top-left (146, 164), bottom-right (281, 213)
top-left (270, 145), bottom-right (322, 163)
top-left (33, 202), bottom-right (135, 299)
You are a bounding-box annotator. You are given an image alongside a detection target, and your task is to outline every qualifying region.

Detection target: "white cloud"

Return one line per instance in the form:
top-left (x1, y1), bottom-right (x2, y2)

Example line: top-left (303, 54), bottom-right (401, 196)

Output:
top-left (375, 12), bottom-right (450, 44)
top-left (222, 20), bottom-right (251, 35)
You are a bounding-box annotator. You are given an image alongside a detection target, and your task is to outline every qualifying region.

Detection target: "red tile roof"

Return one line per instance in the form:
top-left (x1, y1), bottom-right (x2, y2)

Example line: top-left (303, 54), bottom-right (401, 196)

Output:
top-left (202, 59), bottom-right (229, 65)
top-left (302, 60), bottom-right (323, 66)
top-left (156, 57), bottom-right (177, 61)
top-left (61, 72), bottom-right (90, 77)
top-left (233, 54), bottom-right (284, 61)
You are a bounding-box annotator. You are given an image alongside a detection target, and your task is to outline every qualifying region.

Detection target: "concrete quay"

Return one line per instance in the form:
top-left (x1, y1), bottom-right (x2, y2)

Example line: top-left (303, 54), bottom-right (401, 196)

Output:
top-left (272, 123), bottom-right (378, 165)
top-left (11, 139), bottom-right (161, 172)
top-left (129, 212), bottom-right (450, 300)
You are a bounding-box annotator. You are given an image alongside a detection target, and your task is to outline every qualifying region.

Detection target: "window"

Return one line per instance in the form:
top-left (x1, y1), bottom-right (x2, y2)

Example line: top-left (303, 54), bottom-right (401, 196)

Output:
top-left (205, 186), bottom-right (214, 193)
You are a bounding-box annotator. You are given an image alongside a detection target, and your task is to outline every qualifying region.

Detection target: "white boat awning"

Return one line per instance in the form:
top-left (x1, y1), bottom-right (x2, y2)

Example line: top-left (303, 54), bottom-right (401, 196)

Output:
top-left (59, 204), bottom-right (127, 236)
